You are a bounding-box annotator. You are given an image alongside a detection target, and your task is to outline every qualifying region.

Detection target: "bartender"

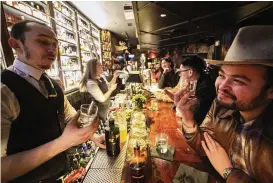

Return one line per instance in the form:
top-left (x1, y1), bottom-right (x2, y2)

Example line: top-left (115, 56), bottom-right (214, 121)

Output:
top-left (79, 59), bottom-right (118, 122)
top-left (1, 20), bottom-right (99, 183)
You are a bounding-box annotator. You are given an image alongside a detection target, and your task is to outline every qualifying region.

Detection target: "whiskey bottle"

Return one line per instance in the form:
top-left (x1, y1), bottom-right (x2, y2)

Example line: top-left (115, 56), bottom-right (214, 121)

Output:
top-left (129, 142), bottom-right (146, 180)
top-left (105, 118), bottom-right (120, 156)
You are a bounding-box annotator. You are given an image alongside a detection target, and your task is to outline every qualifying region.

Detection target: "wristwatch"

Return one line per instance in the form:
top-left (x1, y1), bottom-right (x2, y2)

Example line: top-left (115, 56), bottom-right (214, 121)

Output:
top-left (223, 168), bottom-right (234, 179)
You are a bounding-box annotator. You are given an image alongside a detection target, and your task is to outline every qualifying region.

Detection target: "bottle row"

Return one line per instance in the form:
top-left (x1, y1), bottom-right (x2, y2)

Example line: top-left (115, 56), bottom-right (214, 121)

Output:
top-left (101, 31), bottom-right (111, 43)
top-left (3, 1), bottom-right (48, 22)
top-left (64, 140), bottom-right (98, 183)
top-left (63, 71), bottom-right (82, 89)
top-left (103, 52), bottom-right (112, 59)
top-left (55, 11), bottom-right (74, 30)
top-left (81, 53), bottom-right (92, 63)
top-left (79, 29), bottom-right (89, 40)
top-left (78, 18), bottom-right (89, 30)
top-left (59, 43), bottom-right (77, 56)
top-left (61, 57), bottom-right (80, 70)
top-left (102, 44), bottom-right (112, 52)
top-left (57, 28), bottom-right (76, 43)
top-left (53, 1), bottom-right (73, 19)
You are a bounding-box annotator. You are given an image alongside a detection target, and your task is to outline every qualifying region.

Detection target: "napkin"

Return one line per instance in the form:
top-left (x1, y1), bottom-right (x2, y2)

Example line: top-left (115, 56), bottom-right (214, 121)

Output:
top-left (151, 145), bottom-right (175, 161)
top-left (173, 163), bottom-right (209, 183)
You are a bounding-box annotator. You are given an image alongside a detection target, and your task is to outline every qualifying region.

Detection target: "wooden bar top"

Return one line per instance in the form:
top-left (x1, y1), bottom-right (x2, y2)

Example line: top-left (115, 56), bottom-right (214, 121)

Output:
top-left (121, 101), bottom-right (224, 183)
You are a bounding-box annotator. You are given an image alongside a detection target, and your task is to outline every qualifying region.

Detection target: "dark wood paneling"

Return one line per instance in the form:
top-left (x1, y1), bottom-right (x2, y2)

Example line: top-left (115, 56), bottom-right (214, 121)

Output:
top-left (138, 3), bottom-right (183, 33)
top-left (134, 1), bottom-right (272, 50)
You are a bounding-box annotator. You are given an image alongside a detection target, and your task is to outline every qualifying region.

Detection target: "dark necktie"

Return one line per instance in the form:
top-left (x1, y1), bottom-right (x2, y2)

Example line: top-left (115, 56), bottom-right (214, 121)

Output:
top-left (40, 73), bottom-right (57, 97)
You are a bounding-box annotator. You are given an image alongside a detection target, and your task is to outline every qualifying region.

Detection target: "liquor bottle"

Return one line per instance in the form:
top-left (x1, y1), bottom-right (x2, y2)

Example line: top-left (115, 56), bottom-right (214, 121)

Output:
top-left (105, 118), bottom-right (120, 156)
top-left (129, 142), bottom-right (146, 180)
top-left (82, 143), bottom-right (90, 156)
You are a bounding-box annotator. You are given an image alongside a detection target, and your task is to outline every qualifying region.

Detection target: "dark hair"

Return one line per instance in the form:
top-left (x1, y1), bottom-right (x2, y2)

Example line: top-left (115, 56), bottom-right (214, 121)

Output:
top-left (161, 57), bottom-right (174, 68)
top-left (180, 56), bottom-right (206, 74)
top-left (10, 20), bottom-right (49, 43)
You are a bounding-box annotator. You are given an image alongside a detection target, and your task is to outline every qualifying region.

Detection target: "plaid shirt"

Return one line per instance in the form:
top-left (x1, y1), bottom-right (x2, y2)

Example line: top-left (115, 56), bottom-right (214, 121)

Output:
top-left (230, 114), bottom-right (256, 175)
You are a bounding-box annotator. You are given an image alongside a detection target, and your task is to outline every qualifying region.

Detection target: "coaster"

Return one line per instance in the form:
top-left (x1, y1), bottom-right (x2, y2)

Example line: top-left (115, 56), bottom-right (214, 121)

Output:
top-left (173, 163), bottom-right (208, 183)
top-left (151, 145), bottom-right (175, 161)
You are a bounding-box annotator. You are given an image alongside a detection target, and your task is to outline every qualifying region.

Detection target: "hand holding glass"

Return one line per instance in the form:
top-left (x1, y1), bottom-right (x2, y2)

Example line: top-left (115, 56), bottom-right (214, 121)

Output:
top-left (189, 80), bottom-right (197, 99)
top-left (78, 102), bottom-right (98, 128)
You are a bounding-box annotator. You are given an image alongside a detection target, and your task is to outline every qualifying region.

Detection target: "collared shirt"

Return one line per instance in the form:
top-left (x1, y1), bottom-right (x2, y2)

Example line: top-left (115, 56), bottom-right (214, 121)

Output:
top-left (1, 58), bottom-right (76, 157)
top-left (230, 117), bottom-right (256, 175)
top-left (185, 99), bottom-right (273, 182)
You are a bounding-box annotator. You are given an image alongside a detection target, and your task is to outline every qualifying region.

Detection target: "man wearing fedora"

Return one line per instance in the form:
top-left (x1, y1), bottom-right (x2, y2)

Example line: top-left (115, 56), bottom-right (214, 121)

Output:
top-left (175, 26), bottom-right (273, 182)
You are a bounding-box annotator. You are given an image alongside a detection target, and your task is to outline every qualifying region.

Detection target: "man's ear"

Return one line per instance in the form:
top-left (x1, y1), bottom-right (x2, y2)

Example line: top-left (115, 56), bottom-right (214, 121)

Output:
top-left (188, 69), bottom-right (193, 77)
top-left (8, 38), bottom-right (22, 53)
top-left (267, 87), bottom-right (273, 99)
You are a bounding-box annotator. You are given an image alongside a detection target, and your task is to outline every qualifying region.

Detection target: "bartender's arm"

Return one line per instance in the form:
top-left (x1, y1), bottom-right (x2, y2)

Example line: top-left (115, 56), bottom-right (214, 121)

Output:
top-left (87, 81), bottom-right (117, 103)
top-left (63, 94), bottom-right (105, 149)
top-left (108, 71), bottom-right (119, 86)
top-left (1, 85), bottom-right (99, 183)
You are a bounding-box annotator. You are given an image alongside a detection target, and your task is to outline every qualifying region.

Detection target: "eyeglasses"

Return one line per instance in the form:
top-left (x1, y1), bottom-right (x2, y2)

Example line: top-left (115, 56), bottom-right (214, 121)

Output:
top-left (180, 69), bottom-right (190, 73)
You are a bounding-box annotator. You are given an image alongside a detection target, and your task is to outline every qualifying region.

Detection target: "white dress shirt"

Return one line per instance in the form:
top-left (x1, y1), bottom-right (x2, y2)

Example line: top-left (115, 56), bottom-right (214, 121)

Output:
top-left (87, 76), bottom-right (109, 103)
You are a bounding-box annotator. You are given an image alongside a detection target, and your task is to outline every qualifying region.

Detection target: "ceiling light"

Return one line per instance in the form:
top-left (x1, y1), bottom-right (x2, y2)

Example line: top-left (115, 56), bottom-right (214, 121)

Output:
top-left (160, 14), bottom-right (167, 18)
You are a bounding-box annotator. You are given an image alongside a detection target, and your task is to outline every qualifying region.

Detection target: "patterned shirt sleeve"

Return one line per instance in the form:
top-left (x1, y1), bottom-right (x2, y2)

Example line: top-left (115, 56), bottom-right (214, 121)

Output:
top-left (1, 83), bottom-right (20, 157)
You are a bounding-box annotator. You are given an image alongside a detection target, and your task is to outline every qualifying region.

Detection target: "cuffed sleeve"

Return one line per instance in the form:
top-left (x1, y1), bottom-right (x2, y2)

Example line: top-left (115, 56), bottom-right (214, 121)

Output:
top-left (183, 100), bottom-right (216, 156)
top-left (227, 169), bottom-right (256, 183)
top-left (64, 95), bottom-right (77, 122)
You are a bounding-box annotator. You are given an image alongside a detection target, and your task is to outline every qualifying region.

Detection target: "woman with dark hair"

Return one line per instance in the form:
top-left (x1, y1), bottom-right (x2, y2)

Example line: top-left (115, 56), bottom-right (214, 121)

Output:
top-left (158, 57), bottom-right (179, 89)
top-left (79, 59), bottom-right (118, 121)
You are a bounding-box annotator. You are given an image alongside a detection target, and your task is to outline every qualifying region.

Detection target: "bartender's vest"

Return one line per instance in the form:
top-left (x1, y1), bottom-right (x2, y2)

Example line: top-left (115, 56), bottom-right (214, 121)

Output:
top-left (1, 70), bottom-right (68, 183)
top-left (92, 77), bottom-right (110, 121)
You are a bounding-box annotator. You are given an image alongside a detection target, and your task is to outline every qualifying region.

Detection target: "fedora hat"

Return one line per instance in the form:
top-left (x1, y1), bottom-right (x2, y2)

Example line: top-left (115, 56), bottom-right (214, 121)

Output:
top-left (205, 26), bottom-right (273, 67)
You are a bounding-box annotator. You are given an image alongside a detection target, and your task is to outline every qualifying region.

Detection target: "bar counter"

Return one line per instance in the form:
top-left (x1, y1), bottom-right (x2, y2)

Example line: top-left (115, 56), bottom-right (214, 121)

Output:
top-left (83, 101), bottom-right (224, 183)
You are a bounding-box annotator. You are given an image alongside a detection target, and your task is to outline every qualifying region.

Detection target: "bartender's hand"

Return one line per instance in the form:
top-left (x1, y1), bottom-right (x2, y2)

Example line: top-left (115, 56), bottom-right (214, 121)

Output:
top-left (91, 134), bottom-right (106, 149)
top-left (174, 88), bottom-right (197, 126)
top-left (60, 111), bottom-right (99, 148)
top-left (113, 70), bottom-right (120, 76)
top-left (110, 83), bottom-right (117, 91)
top-left (202, 132), bottom-right (233, 177)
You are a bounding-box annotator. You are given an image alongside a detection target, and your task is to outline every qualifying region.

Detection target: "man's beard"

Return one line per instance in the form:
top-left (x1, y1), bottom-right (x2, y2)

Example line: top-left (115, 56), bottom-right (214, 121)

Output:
top-left (23, 45), bottom-right (31, 60)
top-left (23, 45), bottom-right (53, 70)
top-left (216, 86), bottom-right (269, 111)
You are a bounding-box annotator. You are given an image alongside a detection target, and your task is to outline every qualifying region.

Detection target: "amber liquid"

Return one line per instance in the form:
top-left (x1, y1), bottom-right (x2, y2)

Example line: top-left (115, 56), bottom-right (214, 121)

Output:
top-left (129, 149), bottom-right (146, 180)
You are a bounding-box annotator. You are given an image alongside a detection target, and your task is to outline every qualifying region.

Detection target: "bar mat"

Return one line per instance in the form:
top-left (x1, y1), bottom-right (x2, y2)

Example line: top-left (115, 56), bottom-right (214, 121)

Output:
top-left (83, 169), bottom-right (123, 183)
top-left (90, 140), bottom-right (128, 169)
